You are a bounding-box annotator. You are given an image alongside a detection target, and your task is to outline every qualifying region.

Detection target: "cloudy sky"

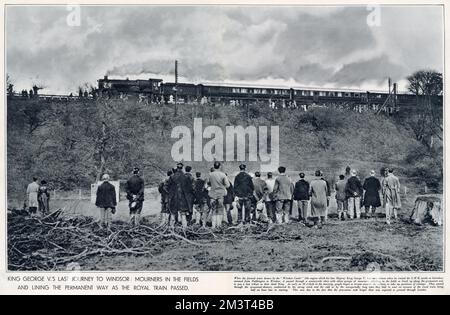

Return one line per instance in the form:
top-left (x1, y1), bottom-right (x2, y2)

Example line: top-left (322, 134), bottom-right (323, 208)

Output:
top-left (6, 5), bottom-right (443, 94)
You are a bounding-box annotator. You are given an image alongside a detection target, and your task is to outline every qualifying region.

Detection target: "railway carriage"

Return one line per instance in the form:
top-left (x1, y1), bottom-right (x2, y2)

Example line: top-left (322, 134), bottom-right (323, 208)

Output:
top-left (95, 75), bottom-right (427, 113)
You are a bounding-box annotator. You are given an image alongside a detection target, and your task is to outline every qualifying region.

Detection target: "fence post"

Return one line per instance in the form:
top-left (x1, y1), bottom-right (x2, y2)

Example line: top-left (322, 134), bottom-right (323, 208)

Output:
top-left (79, 189), bottom-right (82, 200)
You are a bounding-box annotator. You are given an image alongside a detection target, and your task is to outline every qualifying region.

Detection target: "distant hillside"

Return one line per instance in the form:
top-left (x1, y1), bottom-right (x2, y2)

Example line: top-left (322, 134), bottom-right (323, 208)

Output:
top-left (7, 97), bottom-right (442, 201)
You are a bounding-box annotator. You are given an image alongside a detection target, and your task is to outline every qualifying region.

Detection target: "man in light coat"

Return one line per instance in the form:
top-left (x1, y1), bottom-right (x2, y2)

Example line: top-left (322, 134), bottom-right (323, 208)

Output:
top-left (382, 168), bottom-right (402, 225)
top-left (26, 177), bottom-right (40, 216)
top-left (309, 170), bottom-right (329, 228)
top-left (273, 166), bottom-right (294, 224)
top-left (264, 172), bottom-right (276, 224)
top-left (207, 161), bottom-right (230, 229)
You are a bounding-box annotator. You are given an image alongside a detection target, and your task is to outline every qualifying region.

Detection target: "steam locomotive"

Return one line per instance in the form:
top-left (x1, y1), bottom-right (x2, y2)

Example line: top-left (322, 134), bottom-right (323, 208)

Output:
top-left (97, 75), bottom-right (418, 110)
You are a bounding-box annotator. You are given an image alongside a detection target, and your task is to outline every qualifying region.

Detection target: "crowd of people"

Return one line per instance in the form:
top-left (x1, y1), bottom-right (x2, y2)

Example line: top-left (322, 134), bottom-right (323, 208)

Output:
top-left (156, 162), bottom-right (403, 231)
top-left (25, 163), bottom-right (402, 231)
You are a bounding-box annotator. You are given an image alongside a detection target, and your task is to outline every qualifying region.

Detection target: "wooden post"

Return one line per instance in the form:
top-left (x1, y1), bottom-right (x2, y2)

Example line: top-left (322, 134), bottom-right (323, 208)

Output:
top-left (79, 189), bottom-right (82, 200)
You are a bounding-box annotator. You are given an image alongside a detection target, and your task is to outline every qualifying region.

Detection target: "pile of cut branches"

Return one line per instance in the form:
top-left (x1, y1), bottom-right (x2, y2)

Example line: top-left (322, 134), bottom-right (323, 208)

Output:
top-left (7, 210), bottom-right (229, 271)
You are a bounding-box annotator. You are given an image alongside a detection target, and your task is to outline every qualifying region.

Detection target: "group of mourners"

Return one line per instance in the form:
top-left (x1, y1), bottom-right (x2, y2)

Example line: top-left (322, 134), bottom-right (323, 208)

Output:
top-left (157, 163), bottom-right (403, 230)
top-left (26, 163), bottom-right (402, 231)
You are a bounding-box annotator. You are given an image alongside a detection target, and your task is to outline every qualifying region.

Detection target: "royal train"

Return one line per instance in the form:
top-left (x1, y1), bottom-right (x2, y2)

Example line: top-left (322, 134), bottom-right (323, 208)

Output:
top-left (97, 75), bottom-right (421, 111)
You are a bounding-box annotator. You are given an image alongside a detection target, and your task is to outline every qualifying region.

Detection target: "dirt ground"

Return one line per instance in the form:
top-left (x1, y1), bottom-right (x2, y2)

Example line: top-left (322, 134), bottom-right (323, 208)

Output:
top-left (79, 211), bottom-right (442, 272)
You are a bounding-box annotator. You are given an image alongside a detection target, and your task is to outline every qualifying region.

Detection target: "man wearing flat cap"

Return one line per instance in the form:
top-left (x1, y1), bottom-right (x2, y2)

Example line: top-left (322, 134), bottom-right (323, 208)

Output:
top-left (126, 167), bottom-right (145, 226)
top-left (233, 164), bottom-right (255, 224)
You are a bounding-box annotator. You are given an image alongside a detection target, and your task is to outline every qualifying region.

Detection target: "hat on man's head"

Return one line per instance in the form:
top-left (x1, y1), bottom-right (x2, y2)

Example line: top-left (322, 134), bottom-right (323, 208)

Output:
top-left (278, 166), bottom-right (286, 173)
top-left (370, 170), bottom-right (376, 176)
top-left (255, 171), bottom-right (261, 177)
top-left (267, 172), bottom-right (273, 178)
top-left (239, 164), bottom-right (246, 170)
top-left (102, 174), bottom-right (110, 181)
top-left (213, 161), bottom-right (221, 169)
top-left (133, 167), bottom-right (140, 174)
top-left (351, 170), bottom-right (357, 176)
top-left (176, 162), bottom-right (184, 169)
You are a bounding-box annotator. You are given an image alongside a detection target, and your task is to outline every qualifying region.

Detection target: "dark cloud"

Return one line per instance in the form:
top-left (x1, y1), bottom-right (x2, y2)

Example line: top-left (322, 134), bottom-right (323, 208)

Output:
top-left (6, 6), bottom-right (443, 94)
top-left (274, 7), bottom-right (376, 63)
top-left (330, 55), bottom-right (406, 86)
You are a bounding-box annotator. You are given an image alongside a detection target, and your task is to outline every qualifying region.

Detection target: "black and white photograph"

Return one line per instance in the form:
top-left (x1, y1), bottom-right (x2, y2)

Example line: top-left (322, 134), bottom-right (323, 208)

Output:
top-left (4, 3), bottom-right (444, 275)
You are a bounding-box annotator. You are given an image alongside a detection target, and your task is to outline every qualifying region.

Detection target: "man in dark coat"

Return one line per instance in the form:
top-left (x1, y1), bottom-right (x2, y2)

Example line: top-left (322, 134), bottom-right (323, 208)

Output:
top-left (184, 165), bottom-right (195, 223)
top-left (345, 170), bottom-right (363, 219)
top-left (158, 170), bottom-right (172, 226)
top-left (293, 172), bottom-right (309, 223)
top-left (193, 172), bottom-right (208, 227)
top-left (168, 163), bottom-right (191, 230)
top-left (126, 167), bottom-right (145, 227)
top-left (363, 170), bottom-right (382, 218)
top-left (233, 164), bottom-right (255, 224)
top-left (95, 174), bottom-right (117, 229)
top-left (223, 175), bottom-right (235, 225)
top-left (38, 180), bottom-right (50, 215)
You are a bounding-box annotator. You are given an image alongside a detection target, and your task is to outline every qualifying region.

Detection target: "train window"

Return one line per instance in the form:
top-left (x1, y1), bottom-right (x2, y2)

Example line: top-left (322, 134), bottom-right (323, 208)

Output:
top-left (241, 88), bottom-right (248, 93)
top-left (354, 93), bottom-right (360, 97)
top-left (262, 89), bottom-right (267, 94)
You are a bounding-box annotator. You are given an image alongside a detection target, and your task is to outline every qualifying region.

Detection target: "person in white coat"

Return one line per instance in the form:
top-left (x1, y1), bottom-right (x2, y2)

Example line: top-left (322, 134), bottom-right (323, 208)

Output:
top-left (26, 177), bottom-right (40, 216)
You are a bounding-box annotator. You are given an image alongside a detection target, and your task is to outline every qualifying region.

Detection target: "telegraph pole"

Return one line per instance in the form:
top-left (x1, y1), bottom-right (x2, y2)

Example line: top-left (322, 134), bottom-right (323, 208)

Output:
top-left (174, 60), bottom-right (178, 116)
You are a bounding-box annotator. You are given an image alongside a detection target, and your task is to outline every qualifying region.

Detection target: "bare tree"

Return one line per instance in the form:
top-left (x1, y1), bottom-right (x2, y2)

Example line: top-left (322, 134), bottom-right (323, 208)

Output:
top-left (6, 74), bottom-right (14, 96)
top-left (406, 70), bottom-right (443, 148)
